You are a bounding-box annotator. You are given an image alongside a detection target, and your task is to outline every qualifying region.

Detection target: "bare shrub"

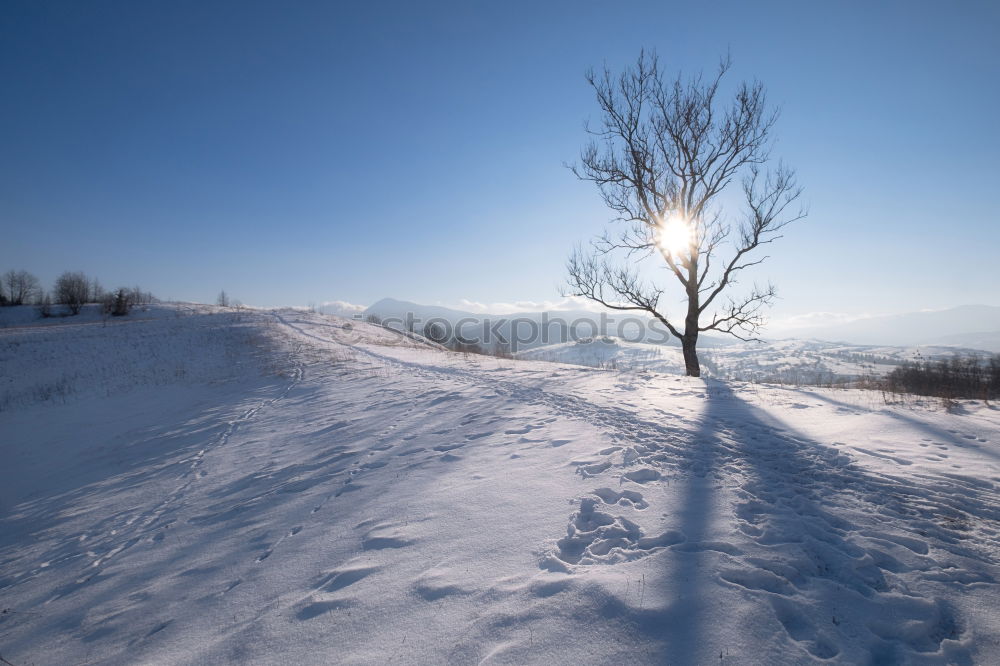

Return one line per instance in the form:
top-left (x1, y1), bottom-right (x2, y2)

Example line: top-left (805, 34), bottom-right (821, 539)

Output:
top-left (103, 288), bottom-right (133, 316)
top-left (54, 271), bottom-right (90, 315)
top-left (37, 292), bottom-right (53, 318)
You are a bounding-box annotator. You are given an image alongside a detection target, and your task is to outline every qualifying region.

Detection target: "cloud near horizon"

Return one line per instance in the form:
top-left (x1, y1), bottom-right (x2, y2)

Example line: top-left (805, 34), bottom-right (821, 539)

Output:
top-left (448, 297), bottom-right (606, 315)
top-left (318, 297), bottom-right (605, 316)
top-left (767, 311), bottom-right (871, 331)
top-left (319, 300), bottom-right (367, 316)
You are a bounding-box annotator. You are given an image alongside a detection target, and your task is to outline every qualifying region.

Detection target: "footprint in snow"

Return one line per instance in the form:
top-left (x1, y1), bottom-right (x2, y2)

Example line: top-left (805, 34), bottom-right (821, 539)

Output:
top-left (427, 392), bottom-right (462, 406)
top-left (576, 460), bottom-right (612, 478)
top-left (541, 498), bottom-right (683, 570)
top-left (623, 468), bottom-right (661, 483)
top-left (770, 597), bottom-right (839, 659)
top-left (295, 598), bottom-right (354, 621)
top-left (412, 568), bottom-right (474, 601)
top-left (314, 564), bottom-right (380, 593)
top-left (432, 443), bottom-right (464, 452)
top-left (504, 424), bottom-right (540, 435)
top-left (362, 525), bottom-right (415, 550)
top-left (591, 487), bottom-right (648, 509)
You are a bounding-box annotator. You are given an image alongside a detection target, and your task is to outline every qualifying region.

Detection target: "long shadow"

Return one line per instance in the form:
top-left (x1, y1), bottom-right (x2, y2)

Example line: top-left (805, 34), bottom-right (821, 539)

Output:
top-left (651, 381), bottom-right (730, 663)
top-left (531, 376), bottom-right (996, 663)
top-left (683, 380), bottom-right (989, 664)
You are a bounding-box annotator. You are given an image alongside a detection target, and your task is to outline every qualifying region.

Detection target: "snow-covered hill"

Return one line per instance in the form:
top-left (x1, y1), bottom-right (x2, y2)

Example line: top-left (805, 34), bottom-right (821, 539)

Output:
top-left (2, 306), bottom-right (999, 664)
top-left (517, 336), bottom-right (991, 385)
top-left (516, 337), bottom-right (688, 374)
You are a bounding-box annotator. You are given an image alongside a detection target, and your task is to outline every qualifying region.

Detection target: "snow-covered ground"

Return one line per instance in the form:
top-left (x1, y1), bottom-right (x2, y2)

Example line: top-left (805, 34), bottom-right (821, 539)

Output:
top-left (2, 306), bottom-right (999, 664)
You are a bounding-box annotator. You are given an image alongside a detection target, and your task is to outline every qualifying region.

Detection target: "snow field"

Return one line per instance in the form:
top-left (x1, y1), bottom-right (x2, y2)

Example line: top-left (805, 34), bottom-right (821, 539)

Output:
top-left (1, 307), bottom-right (999, 664)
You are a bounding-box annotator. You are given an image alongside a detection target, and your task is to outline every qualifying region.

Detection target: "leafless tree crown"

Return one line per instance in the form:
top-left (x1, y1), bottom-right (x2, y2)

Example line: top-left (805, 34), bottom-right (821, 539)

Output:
top-left (566, 51), bottom-right (805, 374)
top-left (2, 269), bottom-right (41, 306)
top-left (54, 271), bottom-right (90, 315)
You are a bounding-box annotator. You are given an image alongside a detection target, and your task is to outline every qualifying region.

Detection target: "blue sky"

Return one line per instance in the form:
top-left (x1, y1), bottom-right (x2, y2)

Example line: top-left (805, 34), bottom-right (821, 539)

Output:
top-left (2, 0), bottom-right (998, 321)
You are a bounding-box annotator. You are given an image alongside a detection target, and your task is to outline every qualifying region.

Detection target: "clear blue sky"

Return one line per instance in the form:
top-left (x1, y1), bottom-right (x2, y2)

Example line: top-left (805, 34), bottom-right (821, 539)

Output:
top-left (2, 0), bottom-right (998, 319)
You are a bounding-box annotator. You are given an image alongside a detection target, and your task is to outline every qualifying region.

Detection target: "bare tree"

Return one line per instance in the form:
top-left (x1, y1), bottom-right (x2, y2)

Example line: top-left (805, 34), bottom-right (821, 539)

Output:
top-left (129, 285), bottom-right (155, 305)
top-left (54, 271), bottom-right (90, 315)
top-left (2, 269), bottom-right (41, 306)
top-left (217, 290), bottom-right (229, 308)
top-left (89, 276), bottom-right (104, 303)
top-left (566, 51), bottom-right (805, 376)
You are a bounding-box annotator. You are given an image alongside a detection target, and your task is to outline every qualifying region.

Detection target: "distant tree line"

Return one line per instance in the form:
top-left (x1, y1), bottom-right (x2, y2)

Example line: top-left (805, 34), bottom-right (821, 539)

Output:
top-left (420, 321), bottom-right (513, 358)
top-left (882, 354), bottom-right (1000, 401)
top-left (830, 350), bottom-right (904, 367)
top-left (358, 314), bottom-right (512, 358)
top-left (0, 268), bottom-right (155, 318)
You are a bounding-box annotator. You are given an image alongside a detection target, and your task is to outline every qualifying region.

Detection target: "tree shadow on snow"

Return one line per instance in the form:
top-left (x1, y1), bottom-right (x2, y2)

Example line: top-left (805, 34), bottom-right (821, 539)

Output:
top-left (652, 380), bottom-right (993, 664)
top-left (547, 379), bottom-right (996, 664)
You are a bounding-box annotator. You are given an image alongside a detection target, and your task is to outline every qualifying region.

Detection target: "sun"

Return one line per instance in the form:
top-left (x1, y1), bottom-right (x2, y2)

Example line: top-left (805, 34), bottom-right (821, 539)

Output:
top-left (657, 214), bottom-right (694, 258)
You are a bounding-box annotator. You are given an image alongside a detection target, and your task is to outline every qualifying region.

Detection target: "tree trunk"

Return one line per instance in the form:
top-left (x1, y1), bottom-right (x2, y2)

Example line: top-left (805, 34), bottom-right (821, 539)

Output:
top-left (681, 336), bottom-right (700, 377)
top-left (683, 281), bottom-right (701, 377)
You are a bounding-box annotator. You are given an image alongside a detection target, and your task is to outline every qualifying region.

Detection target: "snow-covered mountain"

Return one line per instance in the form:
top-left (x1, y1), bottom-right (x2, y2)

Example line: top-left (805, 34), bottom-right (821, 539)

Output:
top-left (924, 330), bottom-right (1000, 353)
top-left (2, 304), bottom-right (999, 664)
top-left (775, 304), bottom-right (1000, 348)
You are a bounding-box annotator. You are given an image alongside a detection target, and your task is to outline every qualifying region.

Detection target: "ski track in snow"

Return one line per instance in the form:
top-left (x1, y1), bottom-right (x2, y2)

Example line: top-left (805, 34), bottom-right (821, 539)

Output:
top-left (1, 308), bottom-right (998, 664)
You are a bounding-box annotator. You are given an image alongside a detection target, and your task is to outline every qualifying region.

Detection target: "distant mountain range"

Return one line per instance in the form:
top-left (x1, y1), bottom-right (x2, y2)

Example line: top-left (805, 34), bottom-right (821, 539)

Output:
top-left (357, 299), bottom-right (1000, 353)
top-left (362, 298), bottom-right (674, 351)
top-left (776, 304), bottom-right (1000, 351)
